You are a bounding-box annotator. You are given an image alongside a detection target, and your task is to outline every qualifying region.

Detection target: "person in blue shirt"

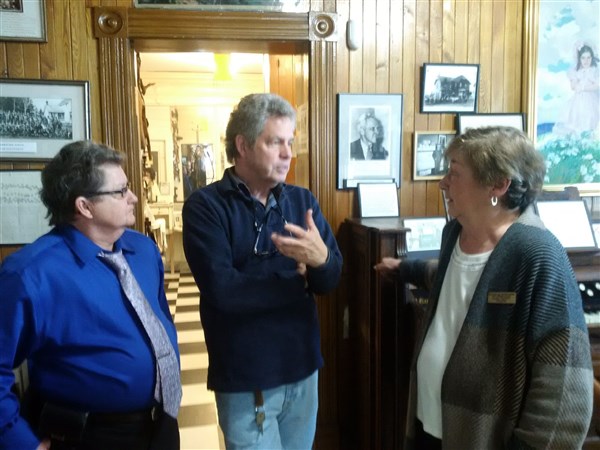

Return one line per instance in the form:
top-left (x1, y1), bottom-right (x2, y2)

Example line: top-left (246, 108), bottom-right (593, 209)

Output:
top-left (0, 141), bottom-right (181, 450)
top-left (182, 93), bottom-right (343, 450)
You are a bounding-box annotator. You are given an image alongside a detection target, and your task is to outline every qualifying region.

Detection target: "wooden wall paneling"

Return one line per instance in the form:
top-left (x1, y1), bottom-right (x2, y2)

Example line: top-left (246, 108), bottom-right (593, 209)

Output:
top-left (466, 0), bottom-right (481, 83)
top-left (23, 43), bottom-right (41, 78)
top-left (361, 0), bottom-right (376, 92)
top-left (490, 0), bottom-right (506, 112)
top-left (39, 0), bottom-right (57, 77)
top-left (389, 0), bottom-right (403, 216)
top-left (400, 0), bottom-right (416, 217)
top-left (70, 0), bottom-right (90, 81)
top-left (412, 0), bottom-right (430, 217)
top-left (54, 0), bottom-right (73, 79)
top-left (97, 37), bottom-right (144, 228)
top-left (505, 0), bottom-right (522, 112)
top-left (375, 0), bottom-right (390, 93)
top-left (478, 1), bottom-right (493, 112)
top-left (85, 7), bottom-right (102, 141)
top-left (5, 43), bottom-right (24, 77)
top-left (0, 43), bottom-right (6, 77)
top-left (309, 37), bottom-right (339, 450)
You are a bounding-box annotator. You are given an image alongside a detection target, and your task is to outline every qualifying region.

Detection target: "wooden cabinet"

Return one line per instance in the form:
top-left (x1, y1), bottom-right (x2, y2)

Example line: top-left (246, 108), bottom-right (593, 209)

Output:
top-left (341, 218), bottom-right (413, 450)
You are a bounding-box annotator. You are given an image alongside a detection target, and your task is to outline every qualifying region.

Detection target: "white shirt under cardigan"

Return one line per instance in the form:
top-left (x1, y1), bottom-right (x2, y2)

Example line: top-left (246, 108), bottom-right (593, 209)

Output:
top-left (416, 241), bottom-right (492, 439)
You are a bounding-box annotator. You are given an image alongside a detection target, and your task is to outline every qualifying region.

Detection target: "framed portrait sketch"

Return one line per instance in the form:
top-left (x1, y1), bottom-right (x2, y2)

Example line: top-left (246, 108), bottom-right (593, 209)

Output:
top-left (0, 170), bottom-right (52, 245)
top-left (337, 93), bottom-right (403, 189)
top-left (0, 0), bottom-right (46, 42)
top-left (413, 131), bottom-right (455, 180)
top-left (523, 0), bottom-right (599, 190)
top-left (457, 113), bottom-right (525, 134)
top-left (0, 79), bottom-right (90, 160)
top-left (420, 63), bottom-right (480, 114)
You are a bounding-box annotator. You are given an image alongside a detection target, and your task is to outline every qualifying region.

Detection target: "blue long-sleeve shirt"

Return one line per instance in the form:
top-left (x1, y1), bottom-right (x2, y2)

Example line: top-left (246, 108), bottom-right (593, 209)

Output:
top-left (0, 225), bottom-right (178, 450)
top-left (182, 168), bottom-right (343, 392)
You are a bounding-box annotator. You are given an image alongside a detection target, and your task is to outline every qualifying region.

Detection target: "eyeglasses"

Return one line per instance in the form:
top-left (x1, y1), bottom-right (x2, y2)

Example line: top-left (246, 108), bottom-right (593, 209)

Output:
top-left (253, 207), bottom-right (291, 256)
top-left (86, 183), bottom-right (131, 199)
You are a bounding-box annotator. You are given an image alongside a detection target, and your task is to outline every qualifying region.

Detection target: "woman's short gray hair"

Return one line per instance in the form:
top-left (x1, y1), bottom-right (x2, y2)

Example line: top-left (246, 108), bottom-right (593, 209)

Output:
top-left (445, 126), bottom-right (546, 211)
top-left (224, 93), bottom-right (296, 163)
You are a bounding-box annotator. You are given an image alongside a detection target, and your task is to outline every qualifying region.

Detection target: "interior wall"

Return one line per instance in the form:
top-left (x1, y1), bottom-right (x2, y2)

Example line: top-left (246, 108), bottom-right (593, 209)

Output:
top-left (0, 2), bottom-right (528, 448)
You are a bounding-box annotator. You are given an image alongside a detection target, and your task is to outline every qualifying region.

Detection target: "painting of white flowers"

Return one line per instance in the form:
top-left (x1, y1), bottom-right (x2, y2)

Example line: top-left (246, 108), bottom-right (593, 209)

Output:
top-left (534, 0), bottom-right (599, 188)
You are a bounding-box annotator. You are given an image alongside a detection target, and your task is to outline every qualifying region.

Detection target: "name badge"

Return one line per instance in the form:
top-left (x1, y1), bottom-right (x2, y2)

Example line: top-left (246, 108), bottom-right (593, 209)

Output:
top-left (488, 292), bottom-right (516, 305)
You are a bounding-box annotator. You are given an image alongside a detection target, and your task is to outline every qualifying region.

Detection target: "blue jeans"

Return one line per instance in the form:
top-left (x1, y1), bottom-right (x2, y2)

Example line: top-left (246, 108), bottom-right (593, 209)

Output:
top-left (215, 370), bottom-right (319, 450)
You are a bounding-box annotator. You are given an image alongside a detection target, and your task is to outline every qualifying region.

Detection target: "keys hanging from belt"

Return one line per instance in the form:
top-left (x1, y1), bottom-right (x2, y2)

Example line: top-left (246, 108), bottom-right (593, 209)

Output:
top-left (254, 390), bottom-right (265, 433)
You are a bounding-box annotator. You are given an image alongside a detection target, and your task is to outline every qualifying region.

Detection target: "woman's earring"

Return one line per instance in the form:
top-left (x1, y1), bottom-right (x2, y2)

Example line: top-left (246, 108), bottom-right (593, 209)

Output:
top-left (491, 196), bottom-right (498, 206)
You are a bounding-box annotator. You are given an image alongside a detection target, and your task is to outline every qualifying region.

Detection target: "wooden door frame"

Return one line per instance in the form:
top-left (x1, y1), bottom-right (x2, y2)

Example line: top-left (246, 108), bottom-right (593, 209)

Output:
top-left (92, 6), bottom-right (339, 230)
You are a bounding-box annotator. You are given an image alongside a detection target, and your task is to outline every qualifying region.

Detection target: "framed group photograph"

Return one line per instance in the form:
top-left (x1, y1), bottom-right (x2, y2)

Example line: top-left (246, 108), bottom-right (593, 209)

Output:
top-left (0, 0), bottom-right (46, 42)
top-left (413, 131), bottom-right (456, 180)
top-left (337, 93), bottom-right (403, 189)
top-left (420, 63), bottom-right (480, 114)
top-left (456, 113), bottom-right (525, 134)
top-left (0, 79), bottom-right (90, 160)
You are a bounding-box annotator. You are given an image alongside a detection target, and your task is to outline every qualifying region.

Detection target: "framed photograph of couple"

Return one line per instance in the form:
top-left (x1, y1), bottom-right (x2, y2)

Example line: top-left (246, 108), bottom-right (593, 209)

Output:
top-left (413, 131), bottom-right (455, 180)
top-left (420, 63), bottom-right (480, 114)
top-left (337, 93), bottom-right (403, 189)
top-left (0, 79), bottom-right (90, 160)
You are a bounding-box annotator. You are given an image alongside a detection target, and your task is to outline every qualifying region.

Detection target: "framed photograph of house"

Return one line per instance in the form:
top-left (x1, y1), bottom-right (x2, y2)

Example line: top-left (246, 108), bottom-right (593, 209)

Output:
top-left (337, 93), bottom-right (403, 189)
top-left (523, 0), bottom-right (599, 190)
top-left (457, 113), bottom-right (525, 134)
top-left (420, 63), bottom-right (480, 114)
top-left (0, 0), bottom-right (46, 42)
top-left (413, 131), bottom-right (455, 180)
top-left (0, 170), bottom-right (52, 245)
top-left (0, 79), bottom-right (90, 160)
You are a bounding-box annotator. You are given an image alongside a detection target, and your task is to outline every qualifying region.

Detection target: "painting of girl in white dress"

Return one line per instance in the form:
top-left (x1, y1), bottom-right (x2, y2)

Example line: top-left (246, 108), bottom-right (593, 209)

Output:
top-left (535, 0), bottom-right (600, 186)
top-left (552, 43), bottom-right (600, 136)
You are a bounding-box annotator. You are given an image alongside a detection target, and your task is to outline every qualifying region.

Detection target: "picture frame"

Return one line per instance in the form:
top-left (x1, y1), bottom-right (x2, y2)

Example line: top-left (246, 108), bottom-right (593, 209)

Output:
top-left (0, 0), bottom-right (46, 42)
top-left (420, 63), bottom-right (480, 114)
top-left (456, 113), bottom-right (525, 134)
top-left (134, 0), bottom-right (308, 13)
top-left (0, 170), bottom-right (51, 245)
top-left (413, 131), bottom-right (456, 180)
top-left (403, 216), bottom-right (447, 259)
top-left (357, 182), bottom-right (399, 218)
top-left (0, 79), bottom-right (90, 160)
top-left (337, 93), bottom-right (403, 189)
top-left (535, 200), bottom-right (598, 252)
top-left (523, 0), bottom-right (600, 190)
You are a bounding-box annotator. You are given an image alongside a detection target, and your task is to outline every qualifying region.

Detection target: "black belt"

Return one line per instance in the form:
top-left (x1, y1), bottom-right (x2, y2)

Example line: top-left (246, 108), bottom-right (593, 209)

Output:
top-left (88, 406), bottom-right (160, 425)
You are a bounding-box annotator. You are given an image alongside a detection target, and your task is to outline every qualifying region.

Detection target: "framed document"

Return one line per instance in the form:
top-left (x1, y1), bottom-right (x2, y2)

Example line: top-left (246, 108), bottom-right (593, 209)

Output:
top-left (357, 182), bottom-right (399, 218)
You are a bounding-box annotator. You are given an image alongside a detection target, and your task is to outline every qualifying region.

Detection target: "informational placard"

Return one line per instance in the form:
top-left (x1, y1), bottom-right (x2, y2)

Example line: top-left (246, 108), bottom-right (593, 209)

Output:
top-left (357, 182), bottom-right (399, 218)
top-left (0, 171), bottom-right (51, 244)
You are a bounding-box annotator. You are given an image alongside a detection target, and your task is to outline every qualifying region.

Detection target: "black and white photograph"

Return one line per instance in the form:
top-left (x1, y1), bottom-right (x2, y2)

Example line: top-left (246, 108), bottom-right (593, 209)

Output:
top-left (457, 113), bottom-right (525, 134)
top-left (413, 131), bottom-right (455, 180)
top-left (337, 93), bottom-right (403, 189)
top-left (0, 0), bottom-right (46, 42)
top-left (420, 63), bottom-right (480, 114)
top-left (0, 79), bottom-right (90, 160)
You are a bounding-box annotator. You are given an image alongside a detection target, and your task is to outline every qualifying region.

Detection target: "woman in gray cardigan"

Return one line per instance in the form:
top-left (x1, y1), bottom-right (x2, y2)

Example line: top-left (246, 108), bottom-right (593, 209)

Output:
top-left (376, 126), bottom-right (593, 449)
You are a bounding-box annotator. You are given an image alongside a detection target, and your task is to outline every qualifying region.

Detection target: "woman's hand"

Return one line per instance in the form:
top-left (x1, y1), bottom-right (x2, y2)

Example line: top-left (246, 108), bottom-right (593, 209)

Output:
top-left (374, 257), bottom-right (401, 275)
top-left (37, 439), bottom-right (51, 450)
